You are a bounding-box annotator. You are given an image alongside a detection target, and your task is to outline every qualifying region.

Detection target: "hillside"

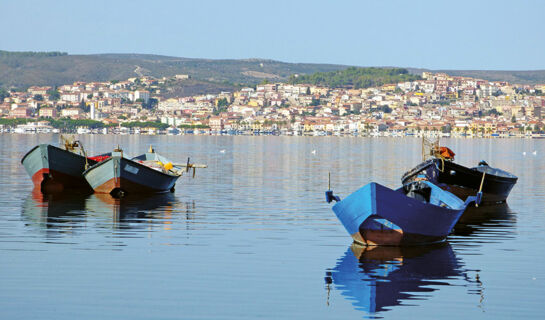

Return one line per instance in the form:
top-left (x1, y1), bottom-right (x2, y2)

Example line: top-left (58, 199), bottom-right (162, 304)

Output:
top-left (0, 51), bottom-right (347, 89)
top-left (1, 51), bottom-right (545, 91)
top-left (407, 68), bottom-right (545, 85)
top-left (289, 67), bottom-right (422, 88)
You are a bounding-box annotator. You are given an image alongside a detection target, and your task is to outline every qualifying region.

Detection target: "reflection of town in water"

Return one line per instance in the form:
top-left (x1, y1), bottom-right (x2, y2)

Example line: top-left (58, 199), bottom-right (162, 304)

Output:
top-left (21, 188), bottom-right (197, 236)
top-left (325, 204), bottom-right (517, 317)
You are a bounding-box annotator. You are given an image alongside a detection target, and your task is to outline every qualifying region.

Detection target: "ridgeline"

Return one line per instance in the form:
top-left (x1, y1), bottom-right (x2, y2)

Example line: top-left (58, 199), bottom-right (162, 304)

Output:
top-left (1, 51), bottom-right (545, 93)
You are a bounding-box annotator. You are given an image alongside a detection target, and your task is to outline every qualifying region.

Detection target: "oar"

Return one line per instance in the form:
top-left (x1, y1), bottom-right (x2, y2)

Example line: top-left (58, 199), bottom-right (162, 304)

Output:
top-left (476, 170), bottom-right (486, 207)
top-left (174, 163), bottom-right (208, 168)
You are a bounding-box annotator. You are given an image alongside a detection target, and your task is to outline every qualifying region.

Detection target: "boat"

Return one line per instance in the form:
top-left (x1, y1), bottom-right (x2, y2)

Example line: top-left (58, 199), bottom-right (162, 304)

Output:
top-left (83, 146), bottom-right (206, 198)
top-left (402, 159), bottom-right (517, 204)
top-left (21, 138), bottom-right (100, 193)
top-left (325, 180), bottom-right (481, 246)
top-left (401, 138), bottom-right (517, 204)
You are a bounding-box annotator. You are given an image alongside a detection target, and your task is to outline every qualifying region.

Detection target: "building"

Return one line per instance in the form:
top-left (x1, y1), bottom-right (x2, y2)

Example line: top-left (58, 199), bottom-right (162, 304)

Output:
top-left (61, 108), bottom-right (82, 117)
top-left (133, 90), bottom-right (150, 103)
top-left (11, 107), bottom-right (32, 118)
top-left (38, 107), bottom-right (57, 118)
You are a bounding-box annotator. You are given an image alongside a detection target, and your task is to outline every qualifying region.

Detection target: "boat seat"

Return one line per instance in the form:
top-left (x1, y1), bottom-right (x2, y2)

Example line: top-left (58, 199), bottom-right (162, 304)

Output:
top-left (403, 182), bottom-right (432, 203)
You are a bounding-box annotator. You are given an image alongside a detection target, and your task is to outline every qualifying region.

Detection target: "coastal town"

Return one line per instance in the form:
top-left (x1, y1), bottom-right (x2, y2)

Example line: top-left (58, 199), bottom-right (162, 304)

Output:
top-left (1, 71), bottom-right (545, 137)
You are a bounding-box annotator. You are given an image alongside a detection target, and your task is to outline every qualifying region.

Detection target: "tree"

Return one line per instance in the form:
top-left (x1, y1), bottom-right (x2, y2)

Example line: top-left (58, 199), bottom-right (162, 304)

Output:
top-left (0, 88), bottom-right (11, 101)
top-left (217, 98), bottom-right (229, 108)
top-left (511, 115), bottom-right (517, 123)
top-left (87, 93), bottom-right (93, 99)
top-left (33, 94), bottom-right (44, 101)
top-left (288, 67), bottom-right (421, 89)
top-left (47, 88), bottom-right (60, 101)
top-left (79, 100), bottom-right (89, 112)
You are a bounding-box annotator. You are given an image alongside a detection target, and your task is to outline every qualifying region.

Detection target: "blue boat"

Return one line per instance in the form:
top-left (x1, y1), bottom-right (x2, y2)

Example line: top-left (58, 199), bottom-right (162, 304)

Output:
top-left (326, 181), bottom-right (481, 246)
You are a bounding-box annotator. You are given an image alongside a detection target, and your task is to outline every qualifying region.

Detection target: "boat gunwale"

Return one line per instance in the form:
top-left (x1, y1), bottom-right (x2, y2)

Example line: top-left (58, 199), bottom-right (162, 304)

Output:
top-left (21, 144), bottom-right (44, 165)
top-left (402, 158), bottom-right (518, 183)
top-left (83, 154), bottom-right (182, 179)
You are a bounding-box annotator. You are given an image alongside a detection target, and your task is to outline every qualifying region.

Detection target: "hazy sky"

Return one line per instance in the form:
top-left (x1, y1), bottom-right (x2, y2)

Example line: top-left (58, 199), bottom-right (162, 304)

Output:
top-left (1, 0), bottom-right (544, 70)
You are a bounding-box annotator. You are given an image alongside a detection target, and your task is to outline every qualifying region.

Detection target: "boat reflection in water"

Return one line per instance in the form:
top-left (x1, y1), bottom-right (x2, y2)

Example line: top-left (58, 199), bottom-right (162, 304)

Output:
top-left (85, 192), bottom-right (180, 230)
top-left (22, 189), bottom-right (191, 235)
top-left (453, 203), bottom-right (516, 239)
top-left (21, 188), bottom-right (90, 235)
top-left (325, 243), bottom-right (481, 317)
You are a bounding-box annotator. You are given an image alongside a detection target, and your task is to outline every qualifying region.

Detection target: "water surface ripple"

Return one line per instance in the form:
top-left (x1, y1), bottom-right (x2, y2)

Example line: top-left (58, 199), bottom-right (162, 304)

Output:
top-left (0, 135), bottom-right (543, 319)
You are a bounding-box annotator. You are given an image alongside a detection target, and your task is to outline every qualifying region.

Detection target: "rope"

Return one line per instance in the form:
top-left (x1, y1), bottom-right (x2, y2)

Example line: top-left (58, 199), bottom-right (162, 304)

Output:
top-left (76, 140), bottom-right (89, 170)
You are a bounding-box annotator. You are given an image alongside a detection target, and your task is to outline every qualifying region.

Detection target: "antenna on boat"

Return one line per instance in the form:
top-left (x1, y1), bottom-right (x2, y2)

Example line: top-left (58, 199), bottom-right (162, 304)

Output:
top-left (325, 171), bottom-right (340, 203)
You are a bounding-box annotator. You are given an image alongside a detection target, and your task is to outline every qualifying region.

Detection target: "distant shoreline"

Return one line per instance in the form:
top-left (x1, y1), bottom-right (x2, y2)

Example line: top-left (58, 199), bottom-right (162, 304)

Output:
top-left (2, 131), bottom-right (544, 139)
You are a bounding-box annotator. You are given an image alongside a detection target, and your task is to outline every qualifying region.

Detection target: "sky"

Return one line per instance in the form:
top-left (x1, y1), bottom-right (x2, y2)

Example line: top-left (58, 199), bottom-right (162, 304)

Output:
top-left (1, 0), bottom-right (544, 70)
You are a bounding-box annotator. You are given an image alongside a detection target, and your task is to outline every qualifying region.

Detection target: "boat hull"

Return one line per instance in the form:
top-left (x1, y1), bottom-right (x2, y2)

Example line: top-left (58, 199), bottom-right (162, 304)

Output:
top-left (332, 182), bottom-right (467, 246)
top-left (21, 144), bottom-right (95, 193)
top-left (401, 159), bottom-right (517, 204)
top-left (83, 156), bottom-right (180, 197)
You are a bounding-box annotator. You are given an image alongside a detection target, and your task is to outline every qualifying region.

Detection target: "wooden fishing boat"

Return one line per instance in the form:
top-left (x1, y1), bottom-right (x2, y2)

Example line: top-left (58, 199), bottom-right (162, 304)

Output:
top-left (402, 138), bottom-right (517, 205)
top-left (401, 158), bottom-right (517, 204)
top-left (83, 146), bottom-right (205, 198)
top-left (21, 140), bottom-right (98, 193)
top-left (325, 180), bottom-right (481, 246)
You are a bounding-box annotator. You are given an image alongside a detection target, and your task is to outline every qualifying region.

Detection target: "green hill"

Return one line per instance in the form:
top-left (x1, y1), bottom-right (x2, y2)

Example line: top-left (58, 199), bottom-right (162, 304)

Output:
top-left (289, 67), bottom-right (422, 88)
top-left (1, 50), bottom-right (545, 92)
top-left (0, 51), bottom-right (347, 90)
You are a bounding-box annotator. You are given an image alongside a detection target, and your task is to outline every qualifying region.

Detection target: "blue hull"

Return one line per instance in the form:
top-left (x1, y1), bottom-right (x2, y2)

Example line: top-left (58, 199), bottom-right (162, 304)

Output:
top-left (331, 181), bottom-right (474, 246)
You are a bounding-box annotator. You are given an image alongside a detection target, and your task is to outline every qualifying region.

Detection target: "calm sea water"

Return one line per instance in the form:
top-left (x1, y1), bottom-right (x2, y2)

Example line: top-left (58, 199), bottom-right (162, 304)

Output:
top-left (0, 134), bottom-right (544, 319)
